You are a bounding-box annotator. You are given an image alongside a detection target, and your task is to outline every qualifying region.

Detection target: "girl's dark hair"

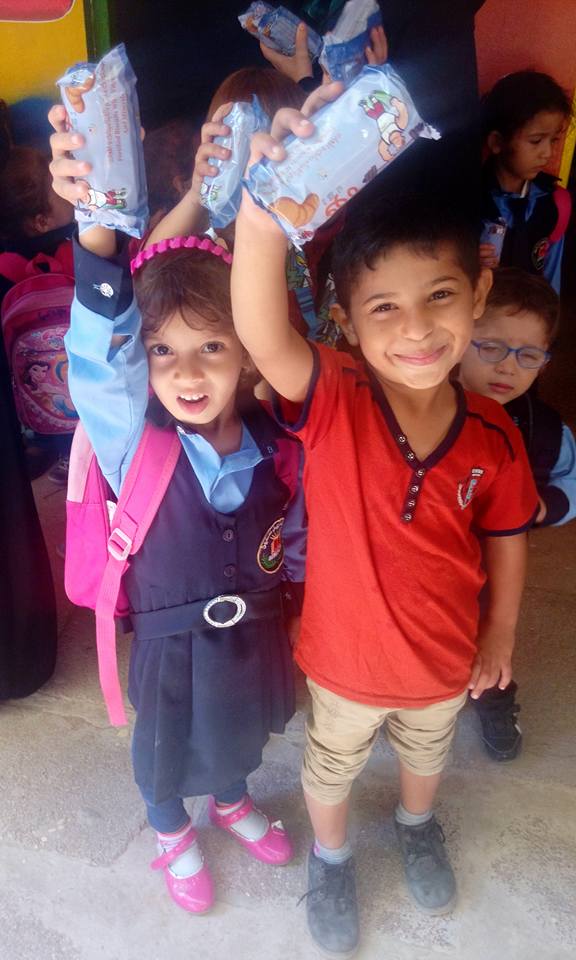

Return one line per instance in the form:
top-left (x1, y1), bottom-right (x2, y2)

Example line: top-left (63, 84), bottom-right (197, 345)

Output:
top-left (133, 246), bottom-right (233, 335)
top-left (481, 70), bottom-right (572, 140)
top-left (207, 66), bottom-right (305, 121)
top-left (332, 193), bottom-right (481, 311)
top-left (0, 146), bottom-right (53, 243)
top-left (482, 267), bottom-right (560, 344)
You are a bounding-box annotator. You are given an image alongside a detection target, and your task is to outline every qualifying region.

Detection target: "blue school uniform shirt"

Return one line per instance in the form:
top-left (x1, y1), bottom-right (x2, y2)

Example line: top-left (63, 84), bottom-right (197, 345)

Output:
top-left (64, 239), bottom-right (306, 581)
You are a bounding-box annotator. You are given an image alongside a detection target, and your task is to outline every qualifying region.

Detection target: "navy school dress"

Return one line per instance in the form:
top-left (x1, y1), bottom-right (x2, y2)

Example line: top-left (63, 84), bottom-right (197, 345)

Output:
top-left (124, 403), bottom-right (301, 806)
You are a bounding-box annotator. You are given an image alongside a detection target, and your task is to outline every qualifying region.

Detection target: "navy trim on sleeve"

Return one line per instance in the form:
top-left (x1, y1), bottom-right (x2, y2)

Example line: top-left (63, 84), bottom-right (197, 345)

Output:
top-left (272, 342), bottom-right (319, 433)
top-left (73, 234), bottom-right (133, 319)
top-left (535, 485), bottom-right (570, 527)
top-left (478, 505), bottom-right (539, 537)
top-left (466, 410), bottom-right (515, 461)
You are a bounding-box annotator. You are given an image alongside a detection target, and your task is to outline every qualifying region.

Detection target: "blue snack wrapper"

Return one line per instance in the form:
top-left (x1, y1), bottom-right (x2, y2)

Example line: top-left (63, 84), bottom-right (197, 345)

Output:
top-left (480, 219), bottom-right (507, 264)
top-left (200, 96), bottom-right (269, 229)
top-left (245, 64), bottom-right (440, 247)
top-left (57, 44), bottom-right (148, 238)
top-left (239, 2), bottom-right (322, 59)
top-left (320, 0), bottom-right (382, 85)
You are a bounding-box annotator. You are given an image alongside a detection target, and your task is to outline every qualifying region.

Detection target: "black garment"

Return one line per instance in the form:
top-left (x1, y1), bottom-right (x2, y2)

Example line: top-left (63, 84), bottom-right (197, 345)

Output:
top-left (505, 393), bottom-right (569, 527)
top-left (482, 168), bottom-right (561, 277)
top-left (126, 407), bottom-right (298, 805)
top-left (0, 330), bottom-right (57, 699)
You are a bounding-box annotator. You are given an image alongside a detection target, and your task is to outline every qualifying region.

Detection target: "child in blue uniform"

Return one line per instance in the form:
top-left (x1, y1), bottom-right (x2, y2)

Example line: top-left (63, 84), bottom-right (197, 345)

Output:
top-left (49, 113), bottom-right (305, 916)
top-left (480, 70), bottom-right (572, 294)
top-left (459, 267), bottom-right (575, 761)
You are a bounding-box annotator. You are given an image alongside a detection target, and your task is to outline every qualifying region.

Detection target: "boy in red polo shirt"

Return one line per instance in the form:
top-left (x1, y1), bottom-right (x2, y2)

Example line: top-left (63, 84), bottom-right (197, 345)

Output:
top-left (232, 88), bottom-right (538, 957)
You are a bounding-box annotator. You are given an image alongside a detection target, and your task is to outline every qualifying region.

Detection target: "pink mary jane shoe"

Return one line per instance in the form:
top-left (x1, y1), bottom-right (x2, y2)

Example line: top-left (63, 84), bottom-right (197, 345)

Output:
top-left (151, 829), bottom-right (214, 913)
top-left (208, 795), bottom-right (293, 865)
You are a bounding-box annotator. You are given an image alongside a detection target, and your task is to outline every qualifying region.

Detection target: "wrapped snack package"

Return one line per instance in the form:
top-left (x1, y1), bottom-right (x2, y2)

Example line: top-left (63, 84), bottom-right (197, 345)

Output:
top-left (245, 64), bottom-right (440, 247)
top-left (319, 0), bottom-right (382, 85)
top-left (480, 219), bottom-right (507, 265)
top-left (200, 96), bottom-right (269, 229)
top-left (57, 43), bottom-right (148, 238)
top-left (239, 2), bottom-right (322, 59)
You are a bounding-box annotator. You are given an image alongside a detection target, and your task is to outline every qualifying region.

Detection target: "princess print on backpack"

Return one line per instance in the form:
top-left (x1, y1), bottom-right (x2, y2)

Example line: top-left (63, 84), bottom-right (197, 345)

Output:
top-left (49, 59), bottom-right (306, 916)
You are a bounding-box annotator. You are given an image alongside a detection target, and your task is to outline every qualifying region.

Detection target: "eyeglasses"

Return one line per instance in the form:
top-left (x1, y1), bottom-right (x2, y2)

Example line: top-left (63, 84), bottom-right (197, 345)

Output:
top-left (471, 339), bottom-right (551, 369)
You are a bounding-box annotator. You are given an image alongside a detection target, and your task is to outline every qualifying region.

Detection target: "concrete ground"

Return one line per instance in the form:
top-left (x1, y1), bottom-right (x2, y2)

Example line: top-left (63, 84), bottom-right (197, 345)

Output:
top-left (1, 340), bottom-right (575, 960)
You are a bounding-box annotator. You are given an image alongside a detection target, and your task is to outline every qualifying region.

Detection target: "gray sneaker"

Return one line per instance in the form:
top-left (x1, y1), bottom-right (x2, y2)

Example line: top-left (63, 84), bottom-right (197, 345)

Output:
top-left (302, 849), bottom-right (359, 958)
top-left (395, 816), bottom-right (457, 914)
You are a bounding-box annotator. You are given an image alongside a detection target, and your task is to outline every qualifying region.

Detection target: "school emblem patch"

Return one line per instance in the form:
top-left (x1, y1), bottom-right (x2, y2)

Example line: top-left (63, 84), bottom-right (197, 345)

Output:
top-left (257, 517), bottom-right (285, 573)
top-left (532, 237), bottom-right (550, 271)
top-left (457, 467), bottom-right (485, 509)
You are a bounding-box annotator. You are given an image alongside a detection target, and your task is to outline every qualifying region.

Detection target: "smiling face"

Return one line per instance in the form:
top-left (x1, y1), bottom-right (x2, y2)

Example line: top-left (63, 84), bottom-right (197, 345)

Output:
top-left (143, 311), bottom-right (246, 429)
top-left (490, 110), bottom-right (566, 191)
top-left (458, 307), bottom-right (550, 403)
top-left (334, 243), bottom-right (492, 393)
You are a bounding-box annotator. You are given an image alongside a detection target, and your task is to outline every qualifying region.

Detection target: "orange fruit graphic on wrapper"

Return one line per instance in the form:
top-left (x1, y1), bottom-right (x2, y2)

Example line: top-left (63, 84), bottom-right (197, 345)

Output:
top-left (270, 193), bottom-right (319, 228)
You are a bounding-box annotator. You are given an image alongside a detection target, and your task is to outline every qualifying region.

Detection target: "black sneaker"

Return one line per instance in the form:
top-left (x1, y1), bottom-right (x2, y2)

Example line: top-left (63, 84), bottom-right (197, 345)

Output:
top-left (471, 681), bottom-right (522, 762)
top-left (395, 816), bottom-right (457, 915)
top-left (301, 849), bottom-right (359, 959)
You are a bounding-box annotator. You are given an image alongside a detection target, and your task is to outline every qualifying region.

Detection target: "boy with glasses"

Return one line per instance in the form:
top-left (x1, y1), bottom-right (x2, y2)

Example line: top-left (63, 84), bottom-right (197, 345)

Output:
top-left (459, 267), bottom-right (575, 761)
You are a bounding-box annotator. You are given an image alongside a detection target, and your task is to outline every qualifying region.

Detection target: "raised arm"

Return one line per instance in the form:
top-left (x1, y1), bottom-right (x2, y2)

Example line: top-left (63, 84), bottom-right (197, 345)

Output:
top-left (231, 83), bottom-right (342, 403)
top-left (469, 532), bottom-right (528, 699)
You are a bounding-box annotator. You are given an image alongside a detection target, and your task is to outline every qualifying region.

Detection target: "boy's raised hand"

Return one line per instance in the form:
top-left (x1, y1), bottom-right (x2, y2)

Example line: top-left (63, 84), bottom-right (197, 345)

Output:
top-left (365, 24), bottom-right (388, 66)
top-left (239, 79), bottom-right (343, 235)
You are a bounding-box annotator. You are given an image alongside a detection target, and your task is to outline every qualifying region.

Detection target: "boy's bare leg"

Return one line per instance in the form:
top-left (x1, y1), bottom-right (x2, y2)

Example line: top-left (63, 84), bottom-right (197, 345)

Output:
top-left (398, 766), bottom-right (441, 814)
top-left (304, 791), bottom-right (350, 848)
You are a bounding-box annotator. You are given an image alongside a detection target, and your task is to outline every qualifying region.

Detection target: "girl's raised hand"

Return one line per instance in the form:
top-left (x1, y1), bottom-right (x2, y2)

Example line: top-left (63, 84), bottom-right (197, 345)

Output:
top-left (48, 103), bottom-right (91, 205)
top-left (259, 21), bottom-right (313, 83)
top-left (190, 102), bottom-right (233, 199)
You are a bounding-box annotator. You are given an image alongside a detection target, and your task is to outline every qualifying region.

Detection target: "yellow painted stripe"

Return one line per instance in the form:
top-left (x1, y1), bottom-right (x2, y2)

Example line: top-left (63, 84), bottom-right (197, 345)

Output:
top-left (558, 89), bottom-right (576, 187)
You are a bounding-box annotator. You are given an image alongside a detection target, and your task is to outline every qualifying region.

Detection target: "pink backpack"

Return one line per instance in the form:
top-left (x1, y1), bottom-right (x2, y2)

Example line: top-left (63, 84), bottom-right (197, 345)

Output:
top-left (65, 421), bottom-right (181, 725)
top-left (0, 244), bottom-right (78, 435)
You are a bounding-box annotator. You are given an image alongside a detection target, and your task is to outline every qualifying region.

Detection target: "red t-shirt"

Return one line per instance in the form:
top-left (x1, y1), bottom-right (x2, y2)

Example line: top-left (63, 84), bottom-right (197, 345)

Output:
top-left (275, 344), bottom-right (539, 708)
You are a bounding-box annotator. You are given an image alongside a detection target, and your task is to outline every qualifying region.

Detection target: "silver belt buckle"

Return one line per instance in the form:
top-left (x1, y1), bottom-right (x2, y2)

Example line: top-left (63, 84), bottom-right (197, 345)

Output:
top-left (202, 594), bottom-right (247, 629)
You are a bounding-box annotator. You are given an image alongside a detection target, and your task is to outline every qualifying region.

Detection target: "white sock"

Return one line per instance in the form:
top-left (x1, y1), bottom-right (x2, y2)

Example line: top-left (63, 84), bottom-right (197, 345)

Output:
top-left (157, 821), bottom-right (204, 878)
top-left (313, 839), bottom-right (353, 864)
top-left (395, 802), bottom-right (433, 827)
top-left (214, 796), bottom-right (269, 841)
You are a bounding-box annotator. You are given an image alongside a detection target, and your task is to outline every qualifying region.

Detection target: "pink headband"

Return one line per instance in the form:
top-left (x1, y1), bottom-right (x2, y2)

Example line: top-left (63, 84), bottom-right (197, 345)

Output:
top-left (130, 234), bottom-right (233, 275)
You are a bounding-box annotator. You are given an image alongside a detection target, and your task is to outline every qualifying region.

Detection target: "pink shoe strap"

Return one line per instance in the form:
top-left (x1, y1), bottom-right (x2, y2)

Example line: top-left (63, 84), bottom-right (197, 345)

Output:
top-left (150, 827), bottom-right (198, 871)
top-left (214, 794), bottom-right (263, 828)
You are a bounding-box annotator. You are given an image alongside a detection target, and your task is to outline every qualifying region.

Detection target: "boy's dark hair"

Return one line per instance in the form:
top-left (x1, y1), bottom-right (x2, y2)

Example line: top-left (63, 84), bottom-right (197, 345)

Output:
top-left (143, 118), bottom-right (198, 218)
top-left (0, 146), bottom-right (52, 243)
top-left (133, 246), bottom-right (233, 335)
top-left (481, 70), bottom-right (572, 140)
top-left (332, 193), bottom-right (482, 311)
top-left (481, 267), bottom-right (560, 344)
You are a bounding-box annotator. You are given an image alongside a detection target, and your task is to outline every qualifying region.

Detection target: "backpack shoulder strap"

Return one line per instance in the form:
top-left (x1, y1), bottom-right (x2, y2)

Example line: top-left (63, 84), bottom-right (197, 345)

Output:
top-left (0, 252), bottom-right (29, 286)
top-left (95, 424), bottom-right (181, 725)
top-left (549, 187), bottom-right (572, 244)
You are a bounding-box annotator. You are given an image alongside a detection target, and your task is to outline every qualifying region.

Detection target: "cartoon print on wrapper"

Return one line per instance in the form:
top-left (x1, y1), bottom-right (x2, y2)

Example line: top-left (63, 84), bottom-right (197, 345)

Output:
top-left (359, 90), bottom-right (409, 163)
top-left (85, 187), bottom-right (128, 211)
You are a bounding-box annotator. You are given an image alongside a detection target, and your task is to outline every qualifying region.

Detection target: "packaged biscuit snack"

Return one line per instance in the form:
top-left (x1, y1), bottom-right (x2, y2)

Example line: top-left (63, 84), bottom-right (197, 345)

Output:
top-left (200, 96), bottom-right (269, 229)
top-left (245, 64), bottom-right (440, 247)
top-left (480, 219), bottom-right (507, 264)
top-left (239, 2), bottom-right (322, 59)
top-left (320, 0), bottom-right (382, 85)
top-left (57, 44), bottom-right (148, 238)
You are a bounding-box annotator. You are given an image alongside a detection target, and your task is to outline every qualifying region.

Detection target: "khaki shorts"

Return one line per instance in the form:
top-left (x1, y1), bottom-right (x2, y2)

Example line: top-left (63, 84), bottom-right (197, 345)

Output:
top-left (302, 678), bottom-right (468, 805)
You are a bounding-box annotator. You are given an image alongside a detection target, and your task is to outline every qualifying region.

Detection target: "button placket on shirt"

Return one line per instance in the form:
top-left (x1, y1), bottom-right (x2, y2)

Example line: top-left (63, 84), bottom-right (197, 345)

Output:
top-left (395, 435), bottom-right (427, 523)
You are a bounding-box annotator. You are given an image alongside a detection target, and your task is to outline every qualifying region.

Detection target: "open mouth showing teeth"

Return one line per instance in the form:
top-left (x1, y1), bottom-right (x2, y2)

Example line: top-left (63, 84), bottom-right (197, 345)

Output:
top-left (178, 394), bottom-right (206, 402)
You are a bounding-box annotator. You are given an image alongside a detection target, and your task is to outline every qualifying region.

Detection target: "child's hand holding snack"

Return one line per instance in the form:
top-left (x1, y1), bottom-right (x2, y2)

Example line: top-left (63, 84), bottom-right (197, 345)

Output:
top-left (48, 103), bottom-right (115, 258)
top-left (191, 103), bottom-right (233, 199)
top-left (259, 21), bottom-right (314, 83)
